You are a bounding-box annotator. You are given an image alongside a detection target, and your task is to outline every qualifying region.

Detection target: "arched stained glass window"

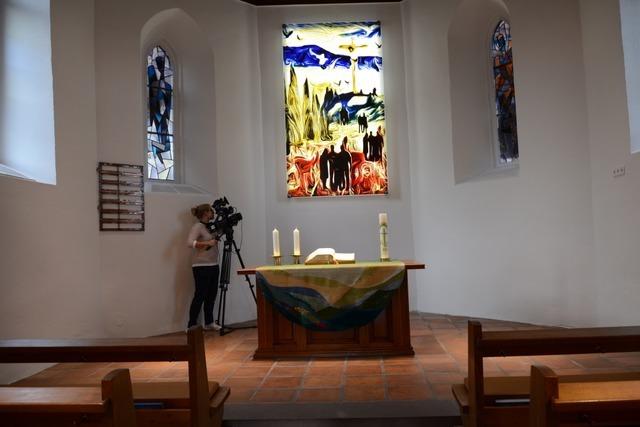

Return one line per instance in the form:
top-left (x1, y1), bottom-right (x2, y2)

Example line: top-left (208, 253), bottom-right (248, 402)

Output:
top-left (491, 20), bottom-right (518, 164)
top-left (146, 46), bottom-right (175, 180)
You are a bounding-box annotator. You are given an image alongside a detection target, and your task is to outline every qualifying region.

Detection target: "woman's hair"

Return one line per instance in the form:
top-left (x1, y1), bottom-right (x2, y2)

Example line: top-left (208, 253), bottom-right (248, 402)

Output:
top-left (191, 203), bottom-right (212, 220)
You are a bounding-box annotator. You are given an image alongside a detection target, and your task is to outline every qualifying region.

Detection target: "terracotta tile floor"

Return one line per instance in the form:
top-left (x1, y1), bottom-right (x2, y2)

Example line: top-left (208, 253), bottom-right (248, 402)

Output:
top-left (14, 313), bottom-right (640, 407)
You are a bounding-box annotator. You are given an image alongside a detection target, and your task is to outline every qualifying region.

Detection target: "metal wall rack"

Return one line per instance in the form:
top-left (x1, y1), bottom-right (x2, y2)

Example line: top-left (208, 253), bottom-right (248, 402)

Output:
top-left (97, 162), bottom-right (145, 231)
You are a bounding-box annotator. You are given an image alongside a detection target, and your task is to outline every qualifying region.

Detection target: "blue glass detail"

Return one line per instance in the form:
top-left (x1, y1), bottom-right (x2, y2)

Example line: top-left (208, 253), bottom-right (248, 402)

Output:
top-left (146, 46), bottom-right (174, 180)
top-left (284, 45), bottom-right (382, 71)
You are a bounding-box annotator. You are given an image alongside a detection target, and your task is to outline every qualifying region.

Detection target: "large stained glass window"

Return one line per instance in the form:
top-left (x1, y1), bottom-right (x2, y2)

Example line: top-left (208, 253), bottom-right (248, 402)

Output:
top-left (491, 20), bottom-right (518, 164)
top-left (283, 21), bottom-right (387, 198)
top-left (146, 46), bottom-right (175, 180)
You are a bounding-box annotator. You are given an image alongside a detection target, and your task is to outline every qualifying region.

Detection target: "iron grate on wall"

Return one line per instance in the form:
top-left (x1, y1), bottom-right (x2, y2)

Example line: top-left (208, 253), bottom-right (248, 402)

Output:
top-left (97, 162), bottom-right (145, 231)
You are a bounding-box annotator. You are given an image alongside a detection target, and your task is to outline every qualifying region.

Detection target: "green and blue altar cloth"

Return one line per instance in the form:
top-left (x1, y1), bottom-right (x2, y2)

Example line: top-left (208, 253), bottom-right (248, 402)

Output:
top-left (256, 261), bottom-right (406, 331)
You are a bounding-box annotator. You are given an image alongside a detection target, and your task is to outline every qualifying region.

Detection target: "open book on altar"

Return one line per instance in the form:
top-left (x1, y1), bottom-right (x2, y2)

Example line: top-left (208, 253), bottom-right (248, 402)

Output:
top-left (304, 248), bottom-right (355, 265)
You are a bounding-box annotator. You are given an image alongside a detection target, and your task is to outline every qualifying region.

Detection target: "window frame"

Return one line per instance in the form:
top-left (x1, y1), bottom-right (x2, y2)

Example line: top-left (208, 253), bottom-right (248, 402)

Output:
top-left (0, 0), bottom-right (56, 184)
top-left (142, 40), bottom-right (182, 183)
top-left (487, 18), bottom-right (519, 169)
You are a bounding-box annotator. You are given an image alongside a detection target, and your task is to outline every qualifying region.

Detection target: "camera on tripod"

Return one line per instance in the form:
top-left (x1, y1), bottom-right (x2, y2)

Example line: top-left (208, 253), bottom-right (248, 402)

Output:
top-left (206, 196), bottom-right (255, 336)
top-left (210, 197), bottom-right (243, 239)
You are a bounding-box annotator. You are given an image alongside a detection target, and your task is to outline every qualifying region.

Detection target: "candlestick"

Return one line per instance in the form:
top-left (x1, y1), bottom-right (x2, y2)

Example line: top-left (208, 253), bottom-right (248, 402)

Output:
top-left (293, 228), bottom-right (300, 256)
top-left (272, 228), bottom-right (280, 257)
top-left (273, 255), bottom-right (282, 266)
top-left (292, 254), bottom-right (301, 265)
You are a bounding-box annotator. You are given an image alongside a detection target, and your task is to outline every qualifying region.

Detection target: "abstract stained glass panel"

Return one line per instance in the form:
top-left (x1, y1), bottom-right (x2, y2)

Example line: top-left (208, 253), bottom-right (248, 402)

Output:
top-left (492, 20), bottom-right (518, 164)
top-left (283, 21), bottom-right (387, 198)
top-left (146, 46), bottom-right (175, 180)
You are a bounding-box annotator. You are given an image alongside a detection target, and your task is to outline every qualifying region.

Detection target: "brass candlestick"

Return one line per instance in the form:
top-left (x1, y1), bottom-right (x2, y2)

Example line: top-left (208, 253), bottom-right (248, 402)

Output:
top-left (273, 255), bottom-right (282, 266)
top-left (292, 254), bottom-right (301, 265)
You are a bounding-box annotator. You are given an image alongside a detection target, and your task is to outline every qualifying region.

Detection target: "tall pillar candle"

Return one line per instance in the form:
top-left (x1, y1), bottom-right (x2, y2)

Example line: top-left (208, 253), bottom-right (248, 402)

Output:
top-left (293, 228), bottom-right (300, 256)
top-left (272, 229), bottom-right (280, 257)
top-left (379, 213), bottom-right (389, 261)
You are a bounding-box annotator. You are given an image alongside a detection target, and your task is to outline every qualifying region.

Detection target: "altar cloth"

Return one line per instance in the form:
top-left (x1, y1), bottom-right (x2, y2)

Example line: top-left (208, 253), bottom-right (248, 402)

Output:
top-left (255, 261), bottom-right (406, 331)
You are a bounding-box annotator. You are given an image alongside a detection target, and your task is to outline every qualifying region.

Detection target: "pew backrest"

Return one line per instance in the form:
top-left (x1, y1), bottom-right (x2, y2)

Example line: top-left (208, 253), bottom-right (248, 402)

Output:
top-left (529, 364), bottom-right (640, 427)
top-left (0, 327), bottom-right (210, 427)
top-left (466, 321), bottom-right (640, 427)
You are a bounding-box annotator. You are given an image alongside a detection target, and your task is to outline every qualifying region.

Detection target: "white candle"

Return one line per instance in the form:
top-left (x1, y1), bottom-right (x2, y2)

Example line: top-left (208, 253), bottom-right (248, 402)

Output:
top-left (272, 229), bottom-right (280, 257)
top-left (379, 213), bottom-right (389, 261)
top-left (293, 228), bottom-right (300, 256)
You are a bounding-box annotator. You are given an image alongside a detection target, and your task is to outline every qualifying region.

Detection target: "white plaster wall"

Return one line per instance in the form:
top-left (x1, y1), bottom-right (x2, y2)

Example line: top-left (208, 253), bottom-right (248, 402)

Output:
top-left (95, 0), bottom-right (263, 335)
top-left (580, 0), bottom-right (640, 326)
top-left (256, 4), bottom-right (417, 305)
top-left (620, 0), bottom-right (640, 154)
top-left (0, 0), bottom-right (101, 383)
top-left (404, 0), bottom-right (597, 327)
top-left (208, 2), bottom-right (266, 324)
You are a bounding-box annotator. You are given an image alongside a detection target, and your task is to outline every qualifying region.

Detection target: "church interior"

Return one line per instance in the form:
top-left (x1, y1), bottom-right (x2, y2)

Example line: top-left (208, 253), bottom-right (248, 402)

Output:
top-left (1, 0), bottom-right (640, 426)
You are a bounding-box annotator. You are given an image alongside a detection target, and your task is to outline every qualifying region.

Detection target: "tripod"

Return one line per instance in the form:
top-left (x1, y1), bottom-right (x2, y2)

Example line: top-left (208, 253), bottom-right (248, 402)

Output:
top-left (215, 229), bottom-right (257, 336)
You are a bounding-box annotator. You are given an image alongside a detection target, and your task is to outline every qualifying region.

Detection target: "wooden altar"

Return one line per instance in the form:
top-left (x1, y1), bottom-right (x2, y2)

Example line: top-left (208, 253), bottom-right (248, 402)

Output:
top-left (237, 261), bottom-right (425, 359)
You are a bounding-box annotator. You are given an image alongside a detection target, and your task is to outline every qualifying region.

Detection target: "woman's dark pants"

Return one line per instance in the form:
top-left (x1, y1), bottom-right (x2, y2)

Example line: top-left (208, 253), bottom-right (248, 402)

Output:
top-left (188, 265), bottom-right (219, 328)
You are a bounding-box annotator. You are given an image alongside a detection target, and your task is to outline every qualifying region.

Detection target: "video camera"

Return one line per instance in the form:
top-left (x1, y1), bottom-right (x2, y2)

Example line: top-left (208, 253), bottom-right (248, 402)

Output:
top-left (209, 196), bottom-right (243, 239)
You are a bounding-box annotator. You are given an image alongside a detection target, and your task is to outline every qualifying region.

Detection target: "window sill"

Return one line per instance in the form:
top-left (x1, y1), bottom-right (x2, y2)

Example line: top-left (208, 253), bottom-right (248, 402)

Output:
top-left (0, 164), bottom-right (37, 183)
top-left (145, 182), bottom-right (211, 195)
top-left (456, 161), bottom-right (519, 184)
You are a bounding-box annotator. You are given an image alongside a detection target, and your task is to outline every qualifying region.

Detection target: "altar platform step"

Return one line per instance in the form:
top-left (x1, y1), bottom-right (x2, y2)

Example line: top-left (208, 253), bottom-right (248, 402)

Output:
top-left (223, 400), bottom-right (460, 425)
top-left (224, 418), bottom-right (459, 427)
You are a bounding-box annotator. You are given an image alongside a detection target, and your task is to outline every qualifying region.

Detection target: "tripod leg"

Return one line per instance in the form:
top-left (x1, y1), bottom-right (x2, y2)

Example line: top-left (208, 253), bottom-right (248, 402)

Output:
top-left (231, 239), bottom-right (257, 303)
top-left (219, 284), bottom-right (228, 336)
top-left (211, 234), bottom-right (257, 335)
top-left (216, 239), bottom-right (235, 336)
top-left (216, 283), bottom-right (225, 326)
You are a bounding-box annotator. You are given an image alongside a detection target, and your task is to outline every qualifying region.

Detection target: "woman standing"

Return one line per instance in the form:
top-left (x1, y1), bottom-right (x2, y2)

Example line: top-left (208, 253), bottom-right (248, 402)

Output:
top-left (187, 204), bottom-right (220, 330)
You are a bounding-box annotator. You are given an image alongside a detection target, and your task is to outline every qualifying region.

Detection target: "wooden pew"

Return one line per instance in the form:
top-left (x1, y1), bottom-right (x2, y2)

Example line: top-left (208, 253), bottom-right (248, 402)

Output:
top-left (0, 368), bottom-right (136, 427)
top-left (529, 364), bottom-right (640, 427)
top-left (0, 326), bottom-right (229, 427)
top-left (452, 321), bottom-right (640, 427)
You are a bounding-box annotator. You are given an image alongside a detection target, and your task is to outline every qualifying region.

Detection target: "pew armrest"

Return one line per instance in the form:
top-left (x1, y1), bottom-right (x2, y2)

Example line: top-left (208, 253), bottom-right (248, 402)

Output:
top-left (452, 384), bottom-right (469, 414)
top-left (0, 369), bottom-right (137, 427)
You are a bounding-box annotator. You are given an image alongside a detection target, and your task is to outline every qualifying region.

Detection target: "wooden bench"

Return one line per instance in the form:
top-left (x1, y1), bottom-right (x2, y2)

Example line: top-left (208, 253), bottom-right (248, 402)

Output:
top-left (452, 321), bottom-right (640, 427)
top-left (530, 364), bottom-right (640, 426)
top-left (0, 368), bottom-right (137, 427)
top-left (0, 326), bottom-right (229, 427)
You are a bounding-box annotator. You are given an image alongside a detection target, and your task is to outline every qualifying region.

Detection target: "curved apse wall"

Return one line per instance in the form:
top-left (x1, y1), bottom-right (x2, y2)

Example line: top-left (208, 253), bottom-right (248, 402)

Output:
top-left (448, 0), bottom-right (514, 183)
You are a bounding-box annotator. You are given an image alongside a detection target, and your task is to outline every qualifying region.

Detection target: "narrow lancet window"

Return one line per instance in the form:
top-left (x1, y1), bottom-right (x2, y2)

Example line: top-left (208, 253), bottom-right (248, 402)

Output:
top-left (146, 46), bottom-right (175, 180)
top-left (491, 20), bottom-right (518, 164)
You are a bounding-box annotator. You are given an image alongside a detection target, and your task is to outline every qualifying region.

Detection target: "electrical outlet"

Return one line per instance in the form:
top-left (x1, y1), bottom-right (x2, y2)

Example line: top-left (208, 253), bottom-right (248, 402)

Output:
top-left (613, 166), bottom-right (626, 177)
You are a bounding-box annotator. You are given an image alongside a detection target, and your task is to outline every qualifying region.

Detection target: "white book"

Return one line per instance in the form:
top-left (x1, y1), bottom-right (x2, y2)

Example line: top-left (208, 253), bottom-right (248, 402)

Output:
top-left (304, 248), bottom-right (355, 265)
